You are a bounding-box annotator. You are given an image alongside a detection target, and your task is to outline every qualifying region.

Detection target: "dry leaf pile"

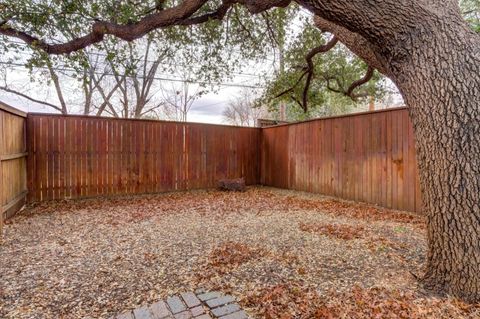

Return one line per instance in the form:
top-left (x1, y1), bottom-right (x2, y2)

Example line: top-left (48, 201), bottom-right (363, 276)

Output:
top-left (196, 241), bottom-right (265, 281)
top-left (299, 222), bottom-right (365, 240)
top-left (244, 282), bottom-right (323, 319)
top-left (244, 284), bottom-right (480, 319)
top-left (208, 242), bottom-right (264, 271)
top-left (0, 186), bottom-right (471, 319)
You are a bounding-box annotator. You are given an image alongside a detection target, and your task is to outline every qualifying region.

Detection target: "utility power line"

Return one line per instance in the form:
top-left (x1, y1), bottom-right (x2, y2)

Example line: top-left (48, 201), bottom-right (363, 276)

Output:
top-left (4, 39), bottom-right (277, 66)
top-left (0, 62), bottom-right (266, 89)
top-left (2, 40), bottom-right (277, 81)
top-left (5, 47), bottom-right (271, 79)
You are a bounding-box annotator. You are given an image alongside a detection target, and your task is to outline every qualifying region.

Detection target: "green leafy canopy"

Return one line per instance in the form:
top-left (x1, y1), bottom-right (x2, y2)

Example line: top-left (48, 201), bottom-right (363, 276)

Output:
top-left (1, 0), bottom-right (298, 86)
top-left (259, 19), bottom-right (384, 120)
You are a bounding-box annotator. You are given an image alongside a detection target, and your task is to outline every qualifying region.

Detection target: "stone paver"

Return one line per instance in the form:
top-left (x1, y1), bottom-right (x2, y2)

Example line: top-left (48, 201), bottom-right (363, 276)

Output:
top-left (190, 306), bottom-right (206, 316)
top-left (181, 292), bottom-right (202, 308)
top-left (150, 300), bottom-right (172, 318)
top-left (210, 304), bottom-right (241, 317)
top-left (195, 288), bottom-right (207, 294)
top-left (174, 310), bottom-right (192, 319)
top-left (133, 306), bottom-right (153, 319)
top-left (116, 312), bottom-right (135, 319)
top-left (219, 310), bottom-right (248, 319)
top-left (167, 296), bottom-right (187, 314)
top-left (112, 289), bottom-right (248, 319)
top-left (205, 296), bottom-right (235, 309)
top-left (197, 291), bottom-right (222, 301)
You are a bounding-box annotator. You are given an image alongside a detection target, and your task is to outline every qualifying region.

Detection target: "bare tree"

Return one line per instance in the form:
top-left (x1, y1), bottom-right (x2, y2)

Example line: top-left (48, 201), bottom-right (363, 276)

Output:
top-left (0, 36), bottom-right (172, 118)
top-left (103, 36), bottom-right (170, 118)
top-left (0, 57), bottom-right (69, 114)
top-left (0, 50), bottom-right (111, 115)
top-left (223, 88), bottom-right (267, 126)
top-left (161, 71), bottom-right (204, 122)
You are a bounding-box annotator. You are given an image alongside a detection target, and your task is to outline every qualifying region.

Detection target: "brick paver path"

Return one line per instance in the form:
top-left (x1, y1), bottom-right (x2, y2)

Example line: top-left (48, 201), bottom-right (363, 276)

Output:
top-left (110, 289), bottom-right (248, 319)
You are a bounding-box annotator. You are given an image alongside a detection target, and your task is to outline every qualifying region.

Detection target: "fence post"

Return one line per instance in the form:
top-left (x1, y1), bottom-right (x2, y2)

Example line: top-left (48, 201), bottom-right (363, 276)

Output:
top-left (0, 108), bottom-right (4, 241)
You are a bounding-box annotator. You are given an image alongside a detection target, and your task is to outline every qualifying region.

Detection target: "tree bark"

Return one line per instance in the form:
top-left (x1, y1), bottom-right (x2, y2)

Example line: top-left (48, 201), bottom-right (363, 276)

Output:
top-left (397, 21), bottom-right (480, 303)
top-left (301, 0), bottom-right (480, 302)
top-left (313, 16), bottom-right (390, 77)
top-left (46, 61), bottom-right (68, 114)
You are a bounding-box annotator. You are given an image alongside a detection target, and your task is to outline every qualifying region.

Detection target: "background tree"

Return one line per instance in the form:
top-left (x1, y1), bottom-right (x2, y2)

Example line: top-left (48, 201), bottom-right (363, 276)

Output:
top-left (261, 19), bottom-right (386, 121)
top-left (161, 71), bottom-right (205, 122)
top-left (461, 0), bottom-right (480, 32)
top-left (0, 41), bottom-right (169, 118)
top-left (98, 34), bottom-right (173, 118)
top-left (222, 88), bottom-right (267, 126)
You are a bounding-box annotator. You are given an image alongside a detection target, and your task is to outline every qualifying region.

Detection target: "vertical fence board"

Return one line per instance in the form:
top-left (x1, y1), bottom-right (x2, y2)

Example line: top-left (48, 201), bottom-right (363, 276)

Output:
top-left (25, 108), bottom-right (421, 213)
top-left (26, 114), bottom-right (261, 202)
top-left (261, 108), bottom-right (422, 213)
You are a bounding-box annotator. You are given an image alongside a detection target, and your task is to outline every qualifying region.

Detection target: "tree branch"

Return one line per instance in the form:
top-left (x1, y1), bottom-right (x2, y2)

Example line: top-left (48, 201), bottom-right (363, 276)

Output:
top-left (0, 86), bottom-right (63, 112)
top-left (178, 1), bottom-right (233, 25)
top-left (290, 95), bottom-right (303, 109)
top-left (46, 60), bottom-right (68, 114)
top-left (313, 16), bottom-right (390, 76)
top-left (321, 66), bottom-right (375, 99)
top-left (0, 0), bottom-right (209, 54)
top-left (324, 76), bottom-right (343, 94)
top-left (274, 70), bottom-right (308, 98)
top-left (301, 36), bottom-right (338, 111)
top-left (273, 36), bottom-right (338, 112)
top-left (345, 66), bottom-right (374, 98)
top-left (0, 0), bottom-right (291, 55)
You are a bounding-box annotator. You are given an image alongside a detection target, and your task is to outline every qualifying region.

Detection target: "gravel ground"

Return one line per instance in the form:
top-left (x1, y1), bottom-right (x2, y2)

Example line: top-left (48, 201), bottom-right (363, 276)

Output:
top-left (0, 186), bottom-right (439, 318)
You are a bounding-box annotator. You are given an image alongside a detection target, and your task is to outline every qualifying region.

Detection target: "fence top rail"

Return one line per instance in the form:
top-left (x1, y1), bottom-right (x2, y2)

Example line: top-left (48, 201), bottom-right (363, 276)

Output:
top-left (262, 106), bottom-right (408, 129)
top-left (27, 112), bottom-right (261, 130)
top-left (0, 101), bottom-right (27, 118)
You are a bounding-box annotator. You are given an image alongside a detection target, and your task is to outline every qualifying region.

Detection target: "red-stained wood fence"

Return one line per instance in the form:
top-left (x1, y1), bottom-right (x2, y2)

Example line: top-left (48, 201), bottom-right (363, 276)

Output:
top-left (1, 103), bottom-right (28, 237)
top-left (26, 114), bottom-right (261, 202)
top-left (23, 108), bottom-right (422, 213)
top-left (261, 107), bottom-right (423, 213)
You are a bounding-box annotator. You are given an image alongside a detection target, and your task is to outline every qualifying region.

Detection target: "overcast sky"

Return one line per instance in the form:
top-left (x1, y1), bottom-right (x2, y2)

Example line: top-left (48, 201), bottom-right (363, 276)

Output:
top-left (0, 47), bottom-right (274, 125)
top-left (1, 80), bottom-right (251, 124)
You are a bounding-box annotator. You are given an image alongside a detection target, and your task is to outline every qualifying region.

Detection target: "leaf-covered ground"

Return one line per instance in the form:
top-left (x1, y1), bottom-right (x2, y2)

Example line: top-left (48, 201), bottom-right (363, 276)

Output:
top-left (0, 187), bottom-right (478, 318)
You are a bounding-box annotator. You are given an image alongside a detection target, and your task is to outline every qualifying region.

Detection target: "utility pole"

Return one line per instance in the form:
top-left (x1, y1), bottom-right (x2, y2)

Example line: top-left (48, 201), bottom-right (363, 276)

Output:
top-left (369, 95), bottom-right (375, 111)
top-left (278, 40), bottom-right (286, 121)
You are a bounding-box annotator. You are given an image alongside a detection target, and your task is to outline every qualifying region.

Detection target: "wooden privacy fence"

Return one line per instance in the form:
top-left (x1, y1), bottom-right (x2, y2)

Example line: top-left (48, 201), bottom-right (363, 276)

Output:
top-left (26, 114), bottom-right (261, 201)
top-left (6, 107), bottom-right (421, 213)
top-left (1, 103), bottom-right (27, 235)
top-left (261, 107), bottom-right (422, 212)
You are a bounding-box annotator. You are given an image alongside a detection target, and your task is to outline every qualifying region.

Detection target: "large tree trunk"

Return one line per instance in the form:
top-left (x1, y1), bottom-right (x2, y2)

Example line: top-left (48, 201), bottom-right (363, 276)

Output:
top-left (398, 24), bottom-right (480, 303)
top-left (302, 0), bottom-right (480, 302)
